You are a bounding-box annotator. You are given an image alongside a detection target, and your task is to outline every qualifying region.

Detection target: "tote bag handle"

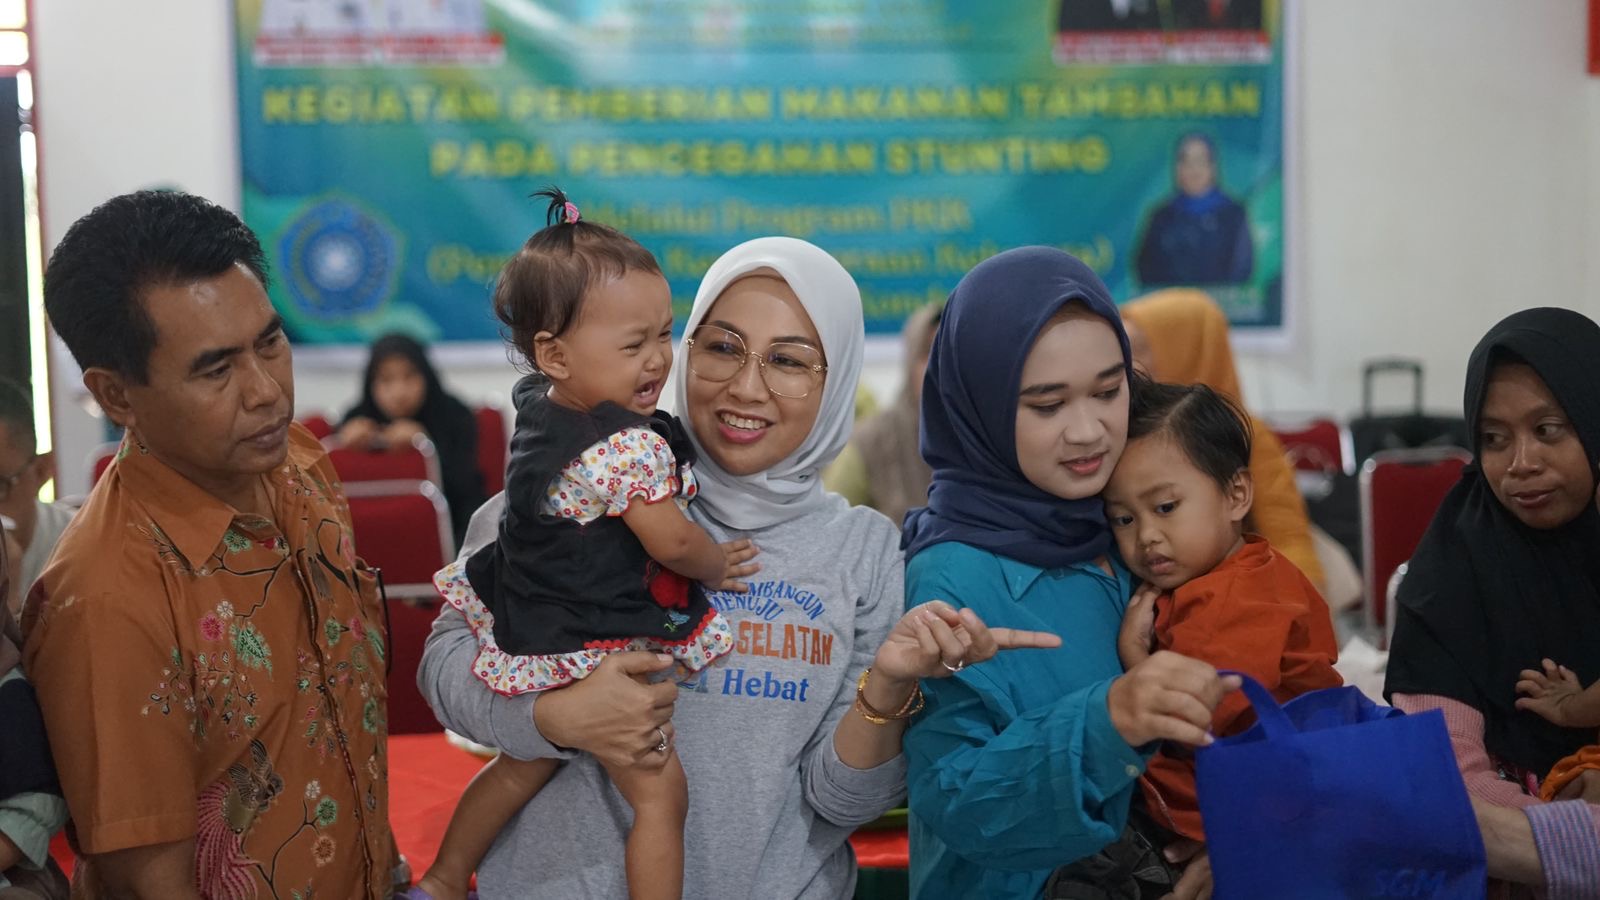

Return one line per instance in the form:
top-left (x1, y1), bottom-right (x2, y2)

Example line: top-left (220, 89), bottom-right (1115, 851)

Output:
top-left (1218, 670), bottom-right (1296, 740)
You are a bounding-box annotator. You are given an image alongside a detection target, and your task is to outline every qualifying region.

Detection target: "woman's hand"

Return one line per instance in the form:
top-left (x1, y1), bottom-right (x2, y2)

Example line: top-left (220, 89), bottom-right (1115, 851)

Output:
top-left (872, 600), bottom-right (1062, 687)
top-left (1471, 797), bottom-right (1543, 884)
top-left (1161, 839), bottom-right (1212, 900)
top-left (833, 602), bottom-right (1062, 769)
top-left (1514, 658), bottom-right (1587, 727)
top-left (532, 651), bottom-right (680, 771)
top-left (1118, 583), bottom-right (1160, 670)
top-left (334, 417), bottom-right (379, 450)
top-left (381, 420), bottom-right (426, 451)
top-left (1106, 651), bottom-right (1239, 748)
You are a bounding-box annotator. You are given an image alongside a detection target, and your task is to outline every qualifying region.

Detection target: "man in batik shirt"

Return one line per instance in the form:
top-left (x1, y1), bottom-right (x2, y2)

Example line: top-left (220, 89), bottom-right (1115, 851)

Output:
top-left (25, 191), bottom-right (393, 899)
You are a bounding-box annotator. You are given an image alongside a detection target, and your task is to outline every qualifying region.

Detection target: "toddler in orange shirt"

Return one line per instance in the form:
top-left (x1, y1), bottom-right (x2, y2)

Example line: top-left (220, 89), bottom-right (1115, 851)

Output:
top-left (1104, 377), bottom-right (1342, 843)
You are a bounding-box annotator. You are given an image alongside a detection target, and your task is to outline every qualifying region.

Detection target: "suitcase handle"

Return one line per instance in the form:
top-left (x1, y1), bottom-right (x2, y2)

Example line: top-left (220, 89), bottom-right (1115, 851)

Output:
top-left (1362, 358), bottom-right (1423, 415)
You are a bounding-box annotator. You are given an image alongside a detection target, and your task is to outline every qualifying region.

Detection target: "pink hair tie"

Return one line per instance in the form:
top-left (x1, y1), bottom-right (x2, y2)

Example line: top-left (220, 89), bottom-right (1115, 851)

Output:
top-left (563, 201), bottom-right (581, 224)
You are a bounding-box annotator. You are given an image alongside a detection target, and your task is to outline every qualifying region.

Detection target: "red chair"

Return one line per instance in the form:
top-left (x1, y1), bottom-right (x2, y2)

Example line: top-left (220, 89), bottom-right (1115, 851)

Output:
top-left (475, 404), bottom-right (509, 497)
top-left (384, 594), bottom-right (448, 735)
top-left (1269, 416), bottom-right (1351, 477)
top-left (299, 413), bottom-right (335, 440)
top-left (1384, 562), bottom-right (1411, 651)
top-left (86, 441), bottom-right (121, 486)
top-left (345, 480), bottom-right (453, 596)
top-left (345, 480), bottom-right (454, 734)
top-left (1360, 448), bottom-right (1471, 645)
top-left (326, 434), bottom-right (443, 489)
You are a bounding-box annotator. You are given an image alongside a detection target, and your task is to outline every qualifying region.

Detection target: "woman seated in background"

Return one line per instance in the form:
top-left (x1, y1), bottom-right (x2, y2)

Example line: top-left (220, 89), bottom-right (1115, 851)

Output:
top-left (1119, 289), bottom-right (1337, 597)
top-left (825, 300), bottom-right (941, 527)
top-left (1386, 307), bottom-right (1600, 896)
top-left (337, 332), bottom-right (486, 544)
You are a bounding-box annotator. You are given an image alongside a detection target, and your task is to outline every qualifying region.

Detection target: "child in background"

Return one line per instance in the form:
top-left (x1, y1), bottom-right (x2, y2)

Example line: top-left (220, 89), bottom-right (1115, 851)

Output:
top-left (410, 189), bottom-right (750, 900)
top-left (1105, 377), bottom-right (1341, 843)
top-left (1516, 660), bottom-right (1600, 801)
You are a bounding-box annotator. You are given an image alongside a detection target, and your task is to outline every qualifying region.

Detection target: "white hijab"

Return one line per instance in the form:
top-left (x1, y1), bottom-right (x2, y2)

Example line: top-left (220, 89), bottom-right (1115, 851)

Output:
top-left (667, 237), bottom-right (864, 532)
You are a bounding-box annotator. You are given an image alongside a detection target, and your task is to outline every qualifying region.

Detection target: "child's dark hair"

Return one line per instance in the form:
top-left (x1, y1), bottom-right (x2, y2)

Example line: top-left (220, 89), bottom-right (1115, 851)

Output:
top-left (1127, 372), bottom-right (1253, 489)
top-left (493, 187), bottom-right (661, 365)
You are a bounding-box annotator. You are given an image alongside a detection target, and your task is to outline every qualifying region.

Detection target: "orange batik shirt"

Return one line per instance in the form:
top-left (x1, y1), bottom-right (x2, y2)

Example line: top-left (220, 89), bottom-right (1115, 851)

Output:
top-left (23, 425), bottom-right (393, 899)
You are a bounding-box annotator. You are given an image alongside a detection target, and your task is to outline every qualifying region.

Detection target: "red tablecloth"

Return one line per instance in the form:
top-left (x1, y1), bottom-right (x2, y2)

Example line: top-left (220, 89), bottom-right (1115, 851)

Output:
top-left (48, 732), bottom-right (909, 881)
top-left (389, 732), bottom-right (492, 875)
top-left (386, 733), bottom-right (909, 874)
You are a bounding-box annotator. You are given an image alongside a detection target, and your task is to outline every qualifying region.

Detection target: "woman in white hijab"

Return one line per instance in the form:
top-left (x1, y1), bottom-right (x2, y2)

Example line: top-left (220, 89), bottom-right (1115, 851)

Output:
top-left (418, 237), bottom-right (1054, 898)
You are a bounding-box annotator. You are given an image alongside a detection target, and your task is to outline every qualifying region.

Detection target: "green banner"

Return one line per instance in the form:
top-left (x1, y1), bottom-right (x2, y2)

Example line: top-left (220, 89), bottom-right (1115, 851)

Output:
top-left (235, 0), bottom-right (1287, 344)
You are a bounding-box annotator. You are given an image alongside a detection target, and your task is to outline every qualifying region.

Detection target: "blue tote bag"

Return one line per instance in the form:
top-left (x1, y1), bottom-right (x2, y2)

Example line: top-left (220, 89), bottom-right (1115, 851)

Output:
top-left (1195, 673), bottom-right (1487, 899)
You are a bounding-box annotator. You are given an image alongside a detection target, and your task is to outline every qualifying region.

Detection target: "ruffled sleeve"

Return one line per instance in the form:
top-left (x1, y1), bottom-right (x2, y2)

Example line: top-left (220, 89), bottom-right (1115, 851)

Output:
top-left (549, 425), bottom-right (685, 519)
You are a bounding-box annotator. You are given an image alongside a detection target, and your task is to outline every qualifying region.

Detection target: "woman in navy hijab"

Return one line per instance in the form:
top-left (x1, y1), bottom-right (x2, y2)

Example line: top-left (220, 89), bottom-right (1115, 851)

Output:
top-left (903, 246), bottom-right (1237, 899)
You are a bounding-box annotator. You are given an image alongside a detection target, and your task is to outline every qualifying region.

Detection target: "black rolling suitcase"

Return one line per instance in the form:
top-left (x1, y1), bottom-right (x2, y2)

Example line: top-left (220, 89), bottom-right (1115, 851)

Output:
top-left (1304, 360), bottom-right (1471, 564)
top-left (1347, 359), bottom-right (1470, 465)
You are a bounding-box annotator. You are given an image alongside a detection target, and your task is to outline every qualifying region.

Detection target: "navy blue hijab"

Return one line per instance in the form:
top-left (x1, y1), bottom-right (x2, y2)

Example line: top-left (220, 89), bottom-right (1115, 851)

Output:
top-left (902, 246), bottom-right (1132, 569)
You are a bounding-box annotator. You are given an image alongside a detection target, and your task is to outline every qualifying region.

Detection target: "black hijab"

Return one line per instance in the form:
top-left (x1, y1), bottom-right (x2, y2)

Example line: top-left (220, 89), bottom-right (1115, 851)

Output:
top-left (343, 333), bottom-right (486, 545)
top-left (1385, 307), bottom-right (1600, 777)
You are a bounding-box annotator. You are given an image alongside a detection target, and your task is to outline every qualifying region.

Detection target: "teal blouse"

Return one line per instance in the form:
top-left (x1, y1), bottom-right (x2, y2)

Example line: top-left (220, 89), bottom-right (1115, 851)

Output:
top-left (904, 540), bottom-right (1150, 899)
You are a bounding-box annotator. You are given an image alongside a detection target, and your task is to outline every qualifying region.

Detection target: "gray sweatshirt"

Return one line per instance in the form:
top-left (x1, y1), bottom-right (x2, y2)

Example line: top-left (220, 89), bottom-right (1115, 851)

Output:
top-left (417, 491), bottom-right (908, 899)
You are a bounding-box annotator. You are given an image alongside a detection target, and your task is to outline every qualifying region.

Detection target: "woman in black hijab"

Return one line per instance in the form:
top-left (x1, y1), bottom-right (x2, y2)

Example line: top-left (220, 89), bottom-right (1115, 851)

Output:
top-left (338, 333), bottom-right (486, 545)
top-left (1385, 307), bottom-right (1600, 891)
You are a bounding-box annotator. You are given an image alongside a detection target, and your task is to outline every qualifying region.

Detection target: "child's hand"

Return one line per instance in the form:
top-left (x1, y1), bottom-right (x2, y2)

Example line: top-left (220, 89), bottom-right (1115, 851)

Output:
top-left (714, 539), bottom-right (760, 593)
top-left (1554, 769), bottom-right (1600, 804)
top-left (1514, 658), bottom-right (1585, 727)
top-left (1117, 583), bottom-right (1160, 670)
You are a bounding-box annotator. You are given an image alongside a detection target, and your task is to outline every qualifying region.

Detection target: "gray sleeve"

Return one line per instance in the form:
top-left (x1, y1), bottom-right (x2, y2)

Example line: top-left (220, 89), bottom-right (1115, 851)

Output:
top-left (0, 791), bottom-right (69, 871)
top-left (799, 520), bottom-right (908, 827)
top-left (415, 492), bottom-right (576, 763)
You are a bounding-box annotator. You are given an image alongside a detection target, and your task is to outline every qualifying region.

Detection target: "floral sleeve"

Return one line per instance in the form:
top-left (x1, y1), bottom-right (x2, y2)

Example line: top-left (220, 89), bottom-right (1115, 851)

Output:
top-left (549, 426), bottom-right (686, 519)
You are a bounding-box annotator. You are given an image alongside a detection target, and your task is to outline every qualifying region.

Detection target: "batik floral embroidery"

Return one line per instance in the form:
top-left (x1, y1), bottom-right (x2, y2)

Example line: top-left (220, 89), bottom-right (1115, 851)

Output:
top-left (195, 740), bottom-right (283, 900)
top-left (145, 646), bottom-right (264, 742)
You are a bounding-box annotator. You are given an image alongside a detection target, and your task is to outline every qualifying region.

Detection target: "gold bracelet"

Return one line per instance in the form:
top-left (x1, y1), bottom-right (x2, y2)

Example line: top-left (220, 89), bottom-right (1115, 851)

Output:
top-left (855, 667), bottom-right (924, 725)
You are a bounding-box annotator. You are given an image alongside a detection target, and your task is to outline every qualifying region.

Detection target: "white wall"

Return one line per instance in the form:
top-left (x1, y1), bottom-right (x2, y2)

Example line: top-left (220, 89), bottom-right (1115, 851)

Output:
top-left (1244, 0), bottom-right (1600, 419)
top-left (31, 0), bottom-right (1600, 495)
top-left (33, 0), bottom-right (243, 493)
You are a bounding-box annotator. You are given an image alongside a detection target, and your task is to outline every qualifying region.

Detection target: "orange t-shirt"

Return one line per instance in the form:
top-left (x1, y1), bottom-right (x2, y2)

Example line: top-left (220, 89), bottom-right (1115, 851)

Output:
top-left (1138, 535), bottom-right (1341, 840)
top-left (23, 425), bottom-right (393, 898)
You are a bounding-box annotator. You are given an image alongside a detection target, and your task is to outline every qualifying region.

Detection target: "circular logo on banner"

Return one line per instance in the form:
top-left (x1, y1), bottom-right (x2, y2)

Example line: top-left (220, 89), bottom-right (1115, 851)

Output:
top-left (278, 199), bottom-right (399, 320)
